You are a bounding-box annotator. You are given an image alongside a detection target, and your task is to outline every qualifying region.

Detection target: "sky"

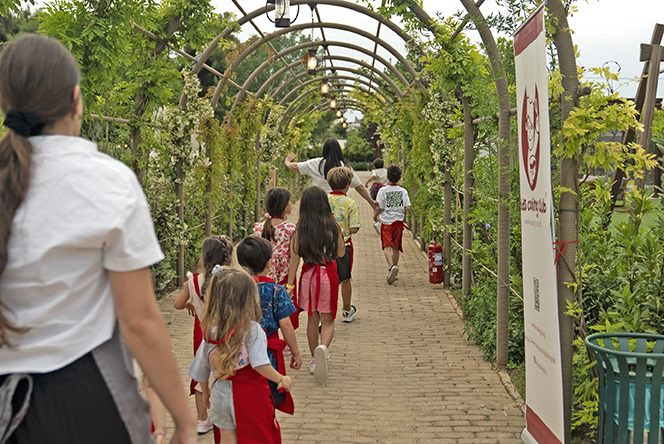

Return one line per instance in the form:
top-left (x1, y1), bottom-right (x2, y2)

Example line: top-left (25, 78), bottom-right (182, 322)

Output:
top-left (211, 0), bottom-right (663, 101)
top-left (24, 0), bottom-right (664, 105)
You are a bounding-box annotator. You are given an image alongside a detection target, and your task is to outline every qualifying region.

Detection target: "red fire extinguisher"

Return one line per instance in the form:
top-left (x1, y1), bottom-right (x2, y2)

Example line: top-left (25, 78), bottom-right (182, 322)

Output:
top-left (428, 240), bottom-right (443, 284)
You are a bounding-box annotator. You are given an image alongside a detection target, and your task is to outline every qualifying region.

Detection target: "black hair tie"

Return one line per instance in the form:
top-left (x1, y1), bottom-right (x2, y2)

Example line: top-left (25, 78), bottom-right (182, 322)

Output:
top-left (3, 110), bottom-right (45, 137)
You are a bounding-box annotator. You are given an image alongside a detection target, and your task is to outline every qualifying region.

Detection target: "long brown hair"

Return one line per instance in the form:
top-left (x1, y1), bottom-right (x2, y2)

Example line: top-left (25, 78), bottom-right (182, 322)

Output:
top-left (197, 235), bottom-right (233, 298)
top-left (295, 186), bottom-right (339, 264)
top-left (261, 187), bottom-right (290, 242)
top-left (0, 35), bottom-right (80, 347)
top-left (201, 268), bottom-right (261, 380)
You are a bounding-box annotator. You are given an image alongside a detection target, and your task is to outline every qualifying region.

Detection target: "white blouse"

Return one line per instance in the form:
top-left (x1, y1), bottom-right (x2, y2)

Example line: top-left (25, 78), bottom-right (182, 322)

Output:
top-left (0, 135), bottom-right (164, 374)
top-left (297, 157), bottom-right (362, 193)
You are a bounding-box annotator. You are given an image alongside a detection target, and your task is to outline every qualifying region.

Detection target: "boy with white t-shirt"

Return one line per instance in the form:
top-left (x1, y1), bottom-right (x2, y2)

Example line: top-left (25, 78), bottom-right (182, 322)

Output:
top-left (374, 164), bottom-right (411, 285)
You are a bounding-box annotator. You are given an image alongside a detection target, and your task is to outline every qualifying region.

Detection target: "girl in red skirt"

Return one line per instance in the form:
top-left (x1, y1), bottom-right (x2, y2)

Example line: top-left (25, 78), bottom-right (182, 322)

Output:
top-left (174, 235), bottom-right (233, 435)
top-left (291, 186), bottom-right (345, 384)
top-left (189, 267), bottom-right (292, 444)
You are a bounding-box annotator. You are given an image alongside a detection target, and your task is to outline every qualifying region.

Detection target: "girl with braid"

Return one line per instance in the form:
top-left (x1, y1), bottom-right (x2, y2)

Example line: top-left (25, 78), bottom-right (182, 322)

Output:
top-left (174, 235), bottom-right (234, 436)
top-left (0, 35), bottom-right (196, 443)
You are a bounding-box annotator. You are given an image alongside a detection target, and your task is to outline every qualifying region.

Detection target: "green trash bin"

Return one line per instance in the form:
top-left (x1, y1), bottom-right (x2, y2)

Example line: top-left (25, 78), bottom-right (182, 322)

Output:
top-left (585, 333), bottom-right (664, 444)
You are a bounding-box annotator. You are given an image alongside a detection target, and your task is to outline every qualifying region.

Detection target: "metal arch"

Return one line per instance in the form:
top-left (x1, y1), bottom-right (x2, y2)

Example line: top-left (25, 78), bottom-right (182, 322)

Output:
top-left (231, 0), bottom-right (412, 46)
top-left (284, 99), bottom-right (368, 132)
top-left (211, 22), bottom-right (424, 110)
top-left (278, 85), bottom-right (371, 132)
top-left (269, 64), bottom-right (401, 102)
top-left (245, 41), bottom-right (408, 104)
top-left (277, 75), bottom-right (392, 107)
top-left (227, 44), bottom-right (406, 123)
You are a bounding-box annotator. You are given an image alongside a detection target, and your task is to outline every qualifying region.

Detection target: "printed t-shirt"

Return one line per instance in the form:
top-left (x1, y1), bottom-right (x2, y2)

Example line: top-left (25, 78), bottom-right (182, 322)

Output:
top-left (328, 193), bottom-right (360, 243)
top-left (376, 184), bottom-right (411, 225)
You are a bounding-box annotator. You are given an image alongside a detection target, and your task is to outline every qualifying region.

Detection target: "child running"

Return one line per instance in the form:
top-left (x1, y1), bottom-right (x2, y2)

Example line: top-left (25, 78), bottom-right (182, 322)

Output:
top-left (236, 236), bottom-right (302, 414)
top-left (174, 235), bottom-right (234, 435)
top-left (364, 158), bottom-right (389, 200)
top-left (374, 164), bottom-right (411, 285)
top-left (292, 186), bottom-right (345, 383)
top-left (253, 187), bottom-right (301, 329)
top-left (188, 267), bottom-right (292, 444)
top-left (365, 158), bottom-right (389, 234)
top-left (327, 167), bottom-right (360, 323)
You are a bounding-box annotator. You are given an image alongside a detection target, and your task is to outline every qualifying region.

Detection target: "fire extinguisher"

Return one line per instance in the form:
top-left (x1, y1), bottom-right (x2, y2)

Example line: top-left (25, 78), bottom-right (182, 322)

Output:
top-left (428, 240), bottom-right (443, 284)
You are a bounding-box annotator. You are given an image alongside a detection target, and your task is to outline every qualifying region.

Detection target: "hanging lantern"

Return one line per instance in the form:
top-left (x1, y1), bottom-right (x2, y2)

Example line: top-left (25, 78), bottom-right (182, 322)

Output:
top-left (266, 0), bottom-right (298, 28)
top-left (319, 80), bottom-right (330, 96)
top-left (329, 98), bottom-right (337, 109)
top-left (301, 48), bottom-right (321, 75)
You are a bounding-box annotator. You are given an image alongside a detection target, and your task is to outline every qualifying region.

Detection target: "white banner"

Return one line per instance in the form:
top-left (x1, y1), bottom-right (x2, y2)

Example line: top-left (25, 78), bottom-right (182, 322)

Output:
top-left (514, 6), bottom-right (565, 444)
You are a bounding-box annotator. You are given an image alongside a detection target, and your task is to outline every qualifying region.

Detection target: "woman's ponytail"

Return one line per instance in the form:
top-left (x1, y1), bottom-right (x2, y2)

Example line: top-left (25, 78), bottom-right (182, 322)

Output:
top-left (0, 132), bottom-right (32, 346)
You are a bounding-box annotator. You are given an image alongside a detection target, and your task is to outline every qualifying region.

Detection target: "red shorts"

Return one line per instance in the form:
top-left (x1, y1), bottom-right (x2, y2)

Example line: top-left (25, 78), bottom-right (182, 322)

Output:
top-left (381, 221), bottom-right (404, 252)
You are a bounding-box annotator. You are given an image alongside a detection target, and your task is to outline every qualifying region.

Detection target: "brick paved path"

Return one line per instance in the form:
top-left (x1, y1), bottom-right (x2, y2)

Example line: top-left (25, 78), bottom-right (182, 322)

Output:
top-left (159, 172), bottom-right (525, 443)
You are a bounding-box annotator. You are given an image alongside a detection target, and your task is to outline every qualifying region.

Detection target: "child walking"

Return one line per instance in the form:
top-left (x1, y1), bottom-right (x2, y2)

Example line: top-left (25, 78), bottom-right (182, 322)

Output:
top-left (292, 186), bottom-right (345, 383)
top-left (252, 187), bottom-right (301, 329)
top-left (174, 235), bottom-right (234, 435)
top-left (236, 236), bottom-right (302, 414)
top-left (327, 167), bottom-right (361, 323)
top-left (374, 164), bottom-right (411, 285)
top-left (188, 267), bottom-right (292, 444)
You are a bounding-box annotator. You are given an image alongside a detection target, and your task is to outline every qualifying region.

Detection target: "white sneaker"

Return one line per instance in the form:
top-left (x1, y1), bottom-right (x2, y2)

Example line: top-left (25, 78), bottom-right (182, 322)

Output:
top-left (373, 221), bottom-right (381, 235)
top-left (197, 417), bottom-right (213, 434)
top-left (386, 265), bottom-right (399, 285)
top-left (342, 305), bottom-right (357, 323)
top-left (309, 357), bottom-right (316, 374)
top-left (313, 345), bottom-right (329, 383)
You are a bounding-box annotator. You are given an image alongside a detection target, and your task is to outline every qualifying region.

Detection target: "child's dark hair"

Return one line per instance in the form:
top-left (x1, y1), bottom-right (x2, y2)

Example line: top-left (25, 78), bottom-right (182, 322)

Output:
top-left (261, 187), bottom-right (290, 242)
top-left (319, 138), bottom-right (345, 179)
top-left (199, 236), bottom-right (234, 297)
top-left (236, 236), bottom-right (273, 276)
top-left (373, 158), bottom-right (384, 169)
top-left (295, 186), bottom-right (340, 264)
top-left (0, 35), bottom-right (80, 347)
top-left (326, 166), bottom-right (353, 191)
top-left (387, 164), bottom-right (402, 183)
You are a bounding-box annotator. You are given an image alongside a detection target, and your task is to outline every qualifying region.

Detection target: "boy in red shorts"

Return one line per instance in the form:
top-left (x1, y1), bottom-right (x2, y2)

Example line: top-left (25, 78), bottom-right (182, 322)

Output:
top-left (374, 164), bottom-right (411, 285)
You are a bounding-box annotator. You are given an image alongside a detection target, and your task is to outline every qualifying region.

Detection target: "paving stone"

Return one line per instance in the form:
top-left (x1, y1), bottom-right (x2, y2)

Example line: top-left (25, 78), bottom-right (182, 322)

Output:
top-left (159, 171), bottom-right (525, 443)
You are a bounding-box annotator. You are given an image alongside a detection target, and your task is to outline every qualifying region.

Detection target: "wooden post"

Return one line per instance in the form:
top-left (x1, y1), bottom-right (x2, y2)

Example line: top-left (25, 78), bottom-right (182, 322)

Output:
top-left (461, 93), bottom-right (475, 304)
top-left (635, 41), bottom-right (663, 190)
top-left (176, 158), bottom-right (185, 287)
top-left (443, 168), bottom-right (452, 289)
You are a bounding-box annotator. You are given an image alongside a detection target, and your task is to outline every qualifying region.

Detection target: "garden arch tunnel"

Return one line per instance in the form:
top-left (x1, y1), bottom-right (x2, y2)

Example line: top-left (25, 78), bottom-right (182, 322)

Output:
top-left (230, 41), bottom-right (408, 119)
top-left (285, 99), bottom-right (370, 132)
top-left (212, 20), bottom-right (424, 113)
top-left (277, 76), bottom-right (392, 107)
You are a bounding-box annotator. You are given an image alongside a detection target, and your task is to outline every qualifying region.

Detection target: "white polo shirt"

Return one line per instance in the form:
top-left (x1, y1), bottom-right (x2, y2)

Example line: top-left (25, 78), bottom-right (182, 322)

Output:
top-left (0, 135), bottom-right (164, 374)
top-left (297, 157), bottom-right (362, 192)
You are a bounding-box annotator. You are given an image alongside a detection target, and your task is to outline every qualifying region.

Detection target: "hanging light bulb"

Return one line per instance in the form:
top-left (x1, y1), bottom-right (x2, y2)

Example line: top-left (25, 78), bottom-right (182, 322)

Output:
top-left (300, 48), bottom-right (320, 75)
top-left (342, 121), bottom-right (348, 128)
top-left (335, 110), bottom-right (342, 118)
top-left (329, 98), bottom-right (337, 109)
top-left (319, 80), bottom-right (329, 96)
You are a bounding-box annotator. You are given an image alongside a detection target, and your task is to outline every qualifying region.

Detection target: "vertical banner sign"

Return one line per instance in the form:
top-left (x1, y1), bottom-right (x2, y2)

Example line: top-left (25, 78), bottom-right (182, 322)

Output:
top-left (514, 5), bottom-right (565, 444)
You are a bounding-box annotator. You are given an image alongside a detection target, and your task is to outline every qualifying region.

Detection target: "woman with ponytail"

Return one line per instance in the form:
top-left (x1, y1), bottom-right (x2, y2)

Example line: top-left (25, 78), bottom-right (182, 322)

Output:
top-left (0, 35), bottom-right (196, 443)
